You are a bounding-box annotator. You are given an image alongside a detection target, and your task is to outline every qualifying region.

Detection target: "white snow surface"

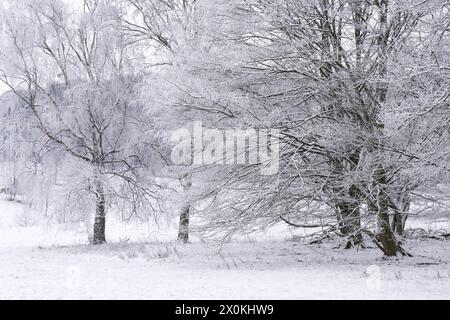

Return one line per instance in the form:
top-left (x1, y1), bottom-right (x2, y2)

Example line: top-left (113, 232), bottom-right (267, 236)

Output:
top-left (0, 198), bottom-right (449, 300)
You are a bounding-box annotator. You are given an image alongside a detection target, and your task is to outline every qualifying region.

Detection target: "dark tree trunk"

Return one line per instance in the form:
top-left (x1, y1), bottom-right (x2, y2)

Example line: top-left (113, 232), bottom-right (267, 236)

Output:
top-left (391, 195), bottom-right (410, 236)
top-left (337, 182), bottom-right (363, 249)
top-left (331, 154), bottom-right (363, 248)
top-left (371, 167), bottom-right (399, 257)
top-left (92, 181), bottom-right (106, 245)
top-left (177, 204), bottom-right (190, 243)
top-left (377, 198), bottom-right (398, 257)
top-left (391, 212), bottom-right (407, 236)
top-left (337, 205), bottom-right (363, 249)
top-left (337, 185), bottom-right (363, 249)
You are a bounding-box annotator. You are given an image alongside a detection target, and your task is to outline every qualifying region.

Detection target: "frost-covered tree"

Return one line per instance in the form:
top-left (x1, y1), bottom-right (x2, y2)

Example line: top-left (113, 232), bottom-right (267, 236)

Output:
top-left (0, 0), bottom-right (159, 244)
top-left (117, 0), bottom-right (202, 243)
top-left (1, 0), bottom-right (450, 257)
top-left (170, 0), bottom-right (450, 256)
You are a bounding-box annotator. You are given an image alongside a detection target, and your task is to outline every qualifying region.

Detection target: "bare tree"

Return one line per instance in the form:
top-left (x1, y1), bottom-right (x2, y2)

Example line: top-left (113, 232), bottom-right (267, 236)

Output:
top-left (118, 0), bottom-right (200, 242)
top-left (0, 0), bottom-right (159, 244)
top-left (169, 0), bottom-right (450, 256)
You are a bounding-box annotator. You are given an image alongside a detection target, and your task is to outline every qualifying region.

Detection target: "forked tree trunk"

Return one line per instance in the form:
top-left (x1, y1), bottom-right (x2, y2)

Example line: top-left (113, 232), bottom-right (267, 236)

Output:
top-left (92, 180), bottom-right (106, 245)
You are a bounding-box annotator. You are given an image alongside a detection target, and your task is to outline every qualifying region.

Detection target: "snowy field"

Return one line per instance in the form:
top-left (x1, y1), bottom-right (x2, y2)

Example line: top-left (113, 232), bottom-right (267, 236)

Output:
top-left (0, 198), bottom-right (449, 300)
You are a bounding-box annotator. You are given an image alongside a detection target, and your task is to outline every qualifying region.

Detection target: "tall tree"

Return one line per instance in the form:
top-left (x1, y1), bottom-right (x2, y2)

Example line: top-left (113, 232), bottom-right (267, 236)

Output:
top-left (173, 0), bottom-right (448, 256)
top-left (0, 0), bottom-right (158, 244)
top-left (118, 0), bottom-right (200, 243)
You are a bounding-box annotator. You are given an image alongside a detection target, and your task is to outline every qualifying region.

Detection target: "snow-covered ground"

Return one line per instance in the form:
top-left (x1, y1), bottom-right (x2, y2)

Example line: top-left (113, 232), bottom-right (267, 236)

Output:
top-left (0, 198), bottom-right (449, 300)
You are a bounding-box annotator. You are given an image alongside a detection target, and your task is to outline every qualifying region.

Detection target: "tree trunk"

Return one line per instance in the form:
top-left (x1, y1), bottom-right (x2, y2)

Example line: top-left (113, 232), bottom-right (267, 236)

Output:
top-left (92, 180), bottom-right (106, 245)
top-left (8, 174), bottom-right (17, 201)
top-left (178, 173), bottom-right (192, 244)
top-left (391, 195), bottom-right (410, 236)
top-left (177, 204), bottom-right (190, 243)
top-left (377, 195), bottom-right (398, 257)
top-left (337, 205), bottom-right (363, 249)
top-left (337, 185), bottom-right (363, 249)
top-left (331, 154), bottom-right (363, 248)
top-left (372, 167), bottom-right (399, 257)
top-left (391, 212), bottom-right (407, 236)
